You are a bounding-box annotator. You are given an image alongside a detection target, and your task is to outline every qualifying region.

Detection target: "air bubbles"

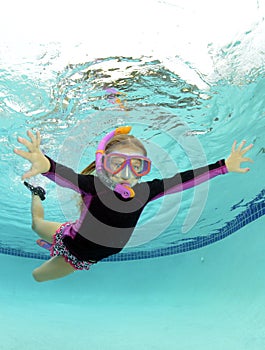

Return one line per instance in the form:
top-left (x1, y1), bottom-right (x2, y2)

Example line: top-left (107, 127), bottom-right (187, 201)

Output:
top-left (116, 118), bottom-right (125, 125)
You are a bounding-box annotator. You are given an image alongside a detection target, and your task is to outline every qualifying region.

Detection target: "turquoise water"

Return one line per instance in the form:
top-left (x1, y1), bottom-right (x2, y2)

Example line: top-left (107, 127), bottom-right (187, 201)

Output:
top-left (1, 52), bottom-right (264, 260)
top-left (1, 0), bottom-right (265, 349)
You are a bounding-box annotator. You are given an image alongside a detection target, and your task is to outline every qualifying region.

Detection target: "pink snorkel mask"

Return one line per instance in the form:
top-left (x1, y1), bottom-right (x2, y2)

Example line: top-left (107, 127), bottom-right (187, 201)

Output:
top-left (96, 126), bottom-right (150, 198)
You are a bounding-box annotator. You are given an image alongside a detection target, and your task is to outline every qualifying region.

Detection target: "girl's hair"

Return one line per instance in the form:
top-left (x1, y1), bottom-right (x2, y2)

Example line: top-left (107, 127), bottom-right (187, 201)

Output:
top-left (80, 134), bottom-right (147, 176)
top-left (77, 134), bottom-right (147, 210)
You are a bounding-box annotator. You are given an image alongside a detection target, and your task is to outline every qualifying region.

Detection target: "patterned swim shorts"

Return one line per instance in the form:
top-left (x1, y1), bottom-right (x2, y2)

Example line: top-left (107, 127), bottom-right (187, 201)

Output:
top-left (50, 223), bottom-right (95, 271)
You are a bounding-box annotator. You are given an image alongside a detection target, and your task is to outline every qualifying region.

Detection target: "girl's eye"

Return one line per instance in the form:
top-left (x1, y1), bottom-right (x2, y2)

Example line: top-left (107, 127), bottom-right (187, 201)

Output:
top-left (114, 162), bottom-right (122, 169)
top-left (131, 161), bottom-right (141, 171)
top-left (111, 159), bottom-right (124, 169)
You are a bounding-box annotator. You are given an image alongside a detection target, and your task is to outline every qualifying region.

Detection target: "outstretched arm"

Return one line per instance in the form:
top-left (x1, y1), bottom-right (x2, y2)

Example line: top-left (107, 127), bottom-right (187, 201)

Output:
top-left (225, 140), bottom-right (254, 173)
top-left (14, 130), bottom-right (96, 195)
top-left (13, 130), bottom-right (50, 180)
top-left (147, 140), bottom-right (254, 202)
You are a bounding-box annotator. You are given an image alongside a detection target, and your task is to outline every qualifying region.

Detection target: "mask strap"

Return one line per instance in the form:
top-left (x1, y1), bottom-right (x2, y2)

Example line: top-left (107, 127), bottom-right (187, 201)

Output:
top-left (95, 126), bottom-right (135, 198)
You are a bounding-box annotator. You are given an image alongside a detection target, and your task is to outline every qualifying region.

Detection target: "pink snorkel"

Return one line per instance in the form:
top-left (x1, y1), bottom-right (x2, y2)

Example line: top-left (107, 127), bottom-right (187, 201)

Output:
top-left (96, 126), bottom-right (135, 198)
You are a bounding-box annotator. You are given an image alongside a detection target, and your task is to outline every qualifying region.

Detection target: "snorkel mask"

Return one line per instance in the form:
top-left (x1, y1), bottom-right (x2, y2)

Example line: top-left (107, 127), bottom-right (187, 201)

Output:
top-left (95, 126), bottom-right (151, 198)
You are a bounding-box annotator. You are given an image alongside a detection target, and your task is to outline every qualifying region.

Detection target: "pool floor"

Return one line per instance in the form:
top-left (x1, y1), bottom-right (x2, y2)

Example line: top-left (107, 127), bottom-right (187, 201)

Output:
top-left (1, 216), bottom-right (265, 350)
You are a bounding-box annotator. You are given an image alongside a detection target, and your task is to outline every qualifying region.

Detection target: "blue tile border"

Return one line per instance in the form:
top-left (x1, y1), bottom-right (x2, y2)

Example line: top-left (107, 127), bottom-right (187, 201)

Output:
top-left (1, 189), bottom-right (264, 262)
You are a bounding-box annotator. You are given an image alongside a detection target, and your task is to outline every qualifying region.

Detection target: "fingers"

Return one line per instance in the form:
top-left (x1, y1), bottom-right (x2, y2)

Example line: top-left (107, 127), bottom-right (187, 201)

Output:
top-left (13, 148), bottom-right (32, 160)
top-left (13, 148), bottom-right (34, 179)
top-left (241, 143), bottom-right (254, 155)
top-left (241, 157), bottom-right (254, 163)
top-left (35, 130), bottom-right (41, 147)
top-left (22, 171), bottom-right (33, 180)
top-left (27, 130), bottom-right (40, 149)
top-left (238, 167), bottom-right (250, 174)
top-left (22, 170), bottom-right (38, 180)
top-left (232, 140), bottom-right (237, 153)
top-left (232, 140), bottom-right (253, 154)
top-left (237, 140), bottom-right (247, 152)
top-left (17, 136), bottom-right (34, 152)
top-left (14, 130), bottom-right (42, 180)
top-left (15, 130), bottom-right (41, 152)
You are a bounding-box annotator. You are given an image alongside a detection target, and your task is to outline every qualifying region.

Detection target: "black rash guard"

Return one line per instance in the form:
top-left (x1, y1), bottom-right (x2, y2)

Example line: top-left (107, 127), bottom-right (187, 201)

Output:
top-left (42, 156), bottom-right (228, 262)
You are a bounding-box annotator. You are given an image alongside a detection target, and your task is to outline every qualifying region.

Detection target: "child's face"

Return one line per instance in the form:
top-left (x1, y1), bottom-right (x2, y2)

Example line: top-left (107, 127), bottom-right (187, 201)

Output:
top-left (106, 145), bottom-right (146, 187)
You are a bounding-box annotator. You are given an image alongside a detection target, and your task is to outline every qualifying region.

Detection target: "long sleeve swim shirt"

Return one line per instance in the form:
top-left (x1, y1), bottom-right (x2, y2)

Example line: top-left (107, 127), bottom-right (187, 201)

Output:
top-left (42, 157), bottom-right (228, 262)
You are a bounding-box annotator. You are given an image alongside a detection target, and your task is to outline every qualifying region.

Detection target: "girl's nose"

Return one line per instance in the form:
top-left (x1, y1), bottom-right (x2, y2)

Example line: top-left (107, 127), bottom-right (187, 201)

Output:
top-left (121, 165), bottom-right (130, 179)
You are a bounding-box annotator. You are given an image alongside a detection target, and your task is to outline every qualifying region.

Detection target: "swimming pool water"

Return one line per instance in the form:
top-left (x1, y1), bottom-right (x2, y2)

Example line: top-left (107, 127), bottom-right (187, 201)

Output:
top-left (1, 53), bottom-right (264, 261)
top-left (0, 0), bottom-right (265, 349)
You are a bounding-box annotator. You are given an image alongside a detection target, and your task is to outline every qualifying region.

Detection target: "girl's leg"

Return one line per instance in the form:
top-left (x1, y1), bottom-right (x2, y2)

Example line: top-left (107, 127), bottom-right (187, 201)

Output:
top-left (31, 195), bottom-right (62, 243)
top-left (32, 256), bottom-right (76, 282)
top-left (30, 194), bottom-right (76, 282)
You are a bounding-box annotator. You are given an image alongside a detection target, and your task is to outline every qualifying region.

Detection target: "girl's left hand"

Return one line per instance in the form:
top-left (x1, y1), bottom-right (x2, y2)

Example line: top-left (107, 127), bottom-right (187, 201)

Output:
top-left (225, 140), bottom-right (254, 173)
top-left (13, 130), bottom-right (50, 180)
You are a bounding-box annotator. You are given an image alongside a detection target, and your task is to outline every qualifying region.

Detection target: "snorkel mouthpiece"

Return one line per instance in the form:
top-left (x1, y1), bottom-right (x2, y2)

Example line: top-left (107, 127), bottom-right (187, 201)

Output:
top-left (96, 126), bottom-right (135, 198)
top-left (114, 184), bottom-right (135, 199)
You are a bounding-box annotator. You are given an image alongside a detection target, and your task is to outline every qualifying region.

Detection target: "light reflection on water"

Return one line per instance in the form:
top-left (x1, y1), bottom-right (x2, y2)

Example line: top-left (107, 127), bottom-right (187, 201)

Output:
top-left (0, 14), bottom-right (264, 257)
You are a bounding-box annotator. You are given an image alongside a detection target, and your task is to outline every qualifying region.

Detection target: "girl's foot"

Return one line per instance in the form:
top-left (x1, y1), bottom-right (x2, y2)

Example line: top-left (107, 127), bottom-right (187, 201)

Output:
top-left (36, 239), bottom-right (52, 250)
top-left (24, 181), bottom-right (46, 201)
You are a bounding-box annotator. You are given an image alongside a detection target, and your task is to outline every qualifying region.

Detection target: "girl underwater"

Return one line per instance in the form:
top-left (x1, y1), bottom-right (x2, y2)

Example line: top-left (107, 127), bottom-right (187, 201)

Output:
top-left (14, 127), bottom-right (253, 282)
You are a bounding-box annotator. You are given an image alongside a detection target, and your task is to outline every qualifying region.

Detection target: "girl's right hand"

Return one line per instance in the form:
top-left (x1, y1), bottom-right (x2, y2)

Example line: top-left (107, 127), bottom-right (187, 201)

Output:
top-left (225, 140), bottom-right (254, 173)
top-left (13, 130), bottom-right (51, 180)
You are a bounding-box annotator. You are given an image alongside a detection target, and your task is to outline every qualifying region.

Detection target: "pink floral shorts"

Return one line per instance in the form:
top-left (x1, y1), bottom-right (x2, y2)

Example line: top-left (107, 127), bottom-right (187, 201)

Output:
top-left (50, 223), bottom-right (94, 271)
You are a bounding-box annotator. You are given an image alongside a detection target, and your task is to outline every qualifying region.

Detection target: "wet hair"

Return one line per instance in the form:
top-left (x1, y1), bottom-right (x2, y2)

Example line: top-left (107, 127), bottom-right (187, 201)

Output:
top-left (80, 134), bottom-right (147, 176)
top-left (105, 134), bottom-right (147, 155)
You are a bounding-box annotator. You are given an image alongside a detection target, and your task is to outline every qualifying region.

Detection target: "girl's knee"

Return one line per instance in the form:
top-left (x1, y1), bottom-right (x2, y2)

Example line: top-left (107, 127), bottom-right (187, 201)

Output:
top-left (32, 268), bottom-right (45, 282)
top-left (32, 257), bottom-right (76, 283)
top-left (31, 219), bottom-right (41, 233)
top-left (31, 222), bottom-right (37, 233)
top-left (31, 218), bottom-right (47, 235)
top-left (32, 269), bottom-right (42, 282)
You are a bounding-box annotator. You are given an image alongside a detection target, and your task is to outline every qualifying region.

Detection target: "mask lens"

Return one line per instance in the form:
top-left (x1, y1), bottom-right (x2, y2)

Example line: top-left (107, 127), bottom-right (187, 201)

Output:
top-left (104, 153), bottom-right (151, 176)
top-left (106, 155), bottom-right (127, 174)
top-left (130, 158), bottom-right (147, 175)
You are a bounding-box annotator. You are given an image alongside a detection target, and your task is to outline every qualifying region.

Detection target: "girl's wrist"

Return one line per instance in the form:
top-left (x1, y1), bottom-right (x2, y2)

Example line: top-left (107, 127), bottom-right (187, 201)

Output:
top-left (42, 156), bottom-right (51, 173)
top-left (225, 159), bottom-right (232, 172)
